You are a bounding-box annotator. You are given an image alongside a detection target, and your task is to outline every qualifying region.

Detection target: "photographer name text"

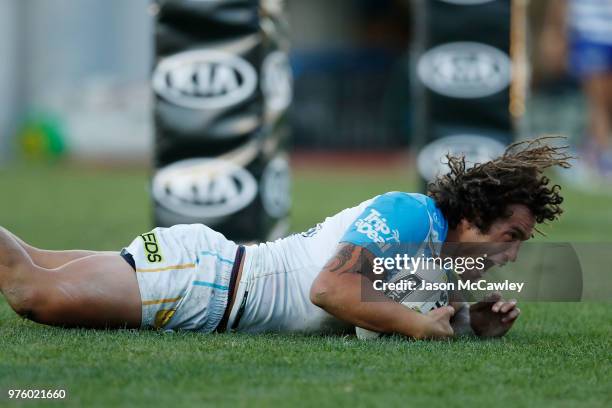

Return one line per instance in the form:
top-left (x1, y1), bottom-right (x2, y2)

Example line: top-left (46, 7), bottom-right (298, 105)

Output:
top-left (373, 279), bottom-right (525, 293)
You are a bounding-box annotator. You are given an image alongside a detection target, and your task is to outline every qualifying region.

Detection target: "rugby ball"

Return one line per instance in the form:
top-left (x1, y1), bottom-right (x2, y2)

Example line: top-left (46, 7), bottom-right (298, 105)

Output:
top-left (355, 265), bottom-right (450, 339)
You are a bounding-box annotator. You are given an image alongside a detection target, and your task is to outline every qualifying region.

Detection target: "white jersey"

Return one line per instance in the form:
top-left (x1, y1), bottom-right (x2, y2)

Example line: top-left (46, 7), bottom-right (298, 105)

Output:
top-left (124, 192), bottom-right (448, 334)
top-left (228, 192), bottom-right (448, 334)
top-left (569, 0), bottom-right (612, 44)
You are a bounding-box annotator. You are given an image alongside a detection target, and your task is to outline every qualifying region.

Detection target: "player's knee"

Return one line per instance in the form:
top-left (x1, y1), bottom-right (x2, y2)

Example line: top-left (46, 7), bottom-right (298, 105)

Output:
top-left (12, 288), bottom-right (72, 325)
top-left (4, 277), bottom-right (66, 324)
top-left (5, 283), bottom-right (44, 319)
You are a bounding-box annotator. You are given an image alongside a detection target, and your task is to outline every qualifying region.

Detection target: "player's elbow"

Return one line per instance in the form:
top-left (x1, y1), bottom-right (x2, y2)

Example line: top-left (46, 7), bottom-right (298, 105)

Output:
top-left (309, 273), bottom-right (337, 309)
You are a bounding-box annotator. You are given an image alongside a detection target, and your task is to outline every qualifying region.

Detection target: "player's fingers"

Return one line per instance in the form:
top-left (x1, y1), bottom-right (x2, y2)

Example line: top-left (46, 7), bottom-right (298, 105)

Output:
top-left (444, 305), bottom-right (455, 317)
top-left (492, 300), bottom-right (505, 312)
top-left (500, 300), bottom-right (517, 313)
top-left (501, 307), bottom-right (521, 323)
top-left (439, 305), bottom-right (456, 318)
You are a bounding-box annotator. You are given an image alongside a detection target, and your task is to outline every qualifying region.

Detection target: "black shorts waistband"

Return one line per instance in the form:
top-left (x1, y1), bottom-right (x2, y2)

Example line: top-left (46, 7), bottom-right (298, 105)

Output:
top-left (215, 245), bottom-right (245, 333)
top-left (120, 248), bottom-right (136, 271)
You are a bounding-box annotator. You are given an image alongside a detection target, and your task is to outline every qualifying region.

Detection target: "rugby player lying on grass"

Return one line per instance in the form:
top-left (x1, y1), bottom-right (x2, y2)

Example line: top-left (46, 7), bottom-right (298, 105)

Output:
top-left (0, 138), bottom-right (570, 339)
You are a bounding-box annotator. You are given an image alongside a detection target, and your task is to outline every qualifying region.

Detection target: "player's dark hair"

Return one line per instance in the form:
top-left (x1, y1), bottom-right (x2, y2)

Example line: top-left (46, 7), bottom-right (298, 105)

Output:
top-left (427, 136), bottom-right (572, 233)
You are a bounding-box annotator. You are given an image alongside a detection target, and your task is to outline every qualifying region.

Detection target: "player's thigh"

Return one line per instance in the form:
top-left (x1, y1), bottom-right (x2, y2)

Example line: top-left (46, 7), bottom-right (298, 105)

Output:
top-left (38, 254), bottom-right (142, 328)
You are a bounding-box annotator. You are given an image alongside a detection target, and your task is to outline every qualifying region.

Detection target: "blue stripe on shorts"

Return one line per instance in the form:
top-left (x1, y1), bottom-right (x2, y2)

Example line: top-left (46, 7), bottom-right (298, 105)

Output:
top-left (192, 281), bottom-right (229, 291)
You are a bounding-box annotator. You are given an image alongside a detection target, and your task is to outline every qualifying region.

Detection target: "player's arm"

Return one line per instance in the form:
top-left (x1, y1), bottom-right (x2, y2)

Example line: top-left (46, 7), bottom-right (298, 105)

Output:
top-left (449, 302), bottom-right (474, 336)
top-left (309, 243), bottom-right (455, 340)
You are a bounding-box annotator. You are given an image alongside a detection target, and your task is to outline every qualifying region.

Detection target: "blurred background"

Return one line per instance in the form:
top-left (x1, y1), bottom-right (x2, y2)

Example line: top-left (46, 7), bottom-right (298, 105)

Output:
top-left (0, 0), bottom-right (603, 156)
top-left (0, 0), bottom-right (611, 249)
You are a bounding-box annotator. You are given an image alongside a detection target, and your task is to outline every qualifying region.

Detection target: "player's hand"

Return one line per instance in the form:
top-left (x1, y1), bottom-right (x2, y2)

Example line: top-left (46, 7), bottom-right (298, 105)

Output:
top-left (469, 292), bottom-right (520, 338)
top-left (423, 306), bottom-right (455, 339)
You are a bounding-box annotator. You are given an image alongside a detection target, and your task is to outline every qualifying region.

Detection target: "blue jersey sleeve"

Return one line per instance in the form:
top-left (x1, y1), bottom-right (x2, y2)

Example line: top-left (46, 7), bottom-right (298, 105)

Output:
top-left (340, 192), bottom-right (432, 257)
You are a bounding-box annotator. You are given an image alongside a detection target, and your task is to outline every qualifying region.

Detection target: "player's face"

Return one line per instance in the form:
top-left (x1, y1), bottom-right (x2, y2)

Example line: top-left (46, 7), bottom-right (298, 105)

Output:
top-left (459, 204), bottom-right (536, 272)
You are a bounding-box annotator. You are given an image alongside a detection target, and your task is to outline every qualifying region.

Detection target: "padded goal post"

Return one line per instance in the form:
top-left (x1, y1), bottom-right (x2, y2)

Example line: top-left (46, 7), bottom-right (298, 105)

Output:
top-left (151, 0), bottom-right (292, 242)
top-left (411, 0), bottom-right (528, 185)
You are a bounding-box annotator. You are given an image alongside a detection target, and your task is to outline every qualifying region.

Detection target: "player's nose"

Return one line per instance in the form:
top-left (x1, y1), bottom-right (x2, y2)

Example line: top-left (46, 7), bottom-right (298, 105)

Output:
top-left (506, 241), bottom-right (521, 263)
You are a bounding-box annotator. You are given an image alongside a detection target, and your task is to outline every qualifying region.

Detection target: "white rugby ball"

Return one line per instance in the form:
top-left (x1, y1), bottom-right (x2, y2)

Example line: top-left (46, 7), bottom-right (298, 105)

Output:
top-left (355, 265), bottom-right (450, 339)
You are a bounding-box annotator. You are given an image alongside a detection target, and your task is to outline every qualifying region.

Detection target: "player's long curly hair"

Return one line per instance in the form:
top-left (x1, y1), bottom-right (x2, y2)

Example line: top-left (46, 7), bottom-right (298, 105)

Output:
top-left (427, 136), bottom-right (573, 232)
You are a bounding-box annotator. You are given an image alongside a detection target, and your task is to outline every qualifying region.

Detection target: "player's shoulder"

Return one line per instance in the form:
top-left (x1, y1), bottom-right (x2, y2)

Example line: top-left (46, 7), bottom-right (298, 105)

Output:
top-left (342, 191), bottom-right (447, 245)
top-left (367, 191), bottom-right (438, 219)
top-left (371, 192), bottom-right (436, 235)
top-left (371, 191), bottom-right (431, 207)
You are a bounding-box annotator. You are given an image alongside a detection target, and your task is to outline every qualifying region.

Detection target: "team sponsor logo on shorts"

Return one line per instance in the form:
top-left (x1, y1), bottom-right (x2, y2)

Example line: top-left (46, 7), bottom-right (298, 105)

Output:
top-left (140, 231), bottom-right (164, 263)
top-left (354, 209), bottom-right (400, 247)
top-left (417, 42), bottom-right (511, 98)
top-left (152, 49), bottom-right (258, 110)
top-left (152, 158), bottom-right (258, 218)
top-left (154, 309), bottom-right (176, 329)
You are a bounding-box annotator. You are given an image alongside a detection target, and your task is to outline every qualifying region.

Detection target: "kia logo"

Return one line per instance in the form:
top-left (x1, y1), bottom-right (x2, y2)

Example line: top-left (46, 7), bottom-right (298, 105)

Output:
top-left (152, 158), bottom-right (258, 218)
top-left (417, 135), bottom-right (506, 181)
top-left (153, 49), bottom-right (258, 110)
top-left (418, 42), bottom-right (511, 98)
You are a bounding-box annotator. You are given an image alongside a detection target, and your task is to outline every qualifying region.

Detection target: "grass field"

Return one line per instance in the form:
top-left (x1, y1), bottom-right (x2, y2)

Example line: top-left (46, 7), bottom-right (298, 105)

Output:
top-left (0, 163), bottom-right (611, 407)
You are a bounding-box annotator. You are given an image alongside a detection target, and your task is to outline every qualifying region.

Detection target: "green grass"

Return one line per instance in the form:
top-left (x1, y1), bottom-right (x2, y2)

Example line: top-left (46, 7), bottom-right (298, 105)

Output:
top-left (0, 163), bottom-right (611, 407)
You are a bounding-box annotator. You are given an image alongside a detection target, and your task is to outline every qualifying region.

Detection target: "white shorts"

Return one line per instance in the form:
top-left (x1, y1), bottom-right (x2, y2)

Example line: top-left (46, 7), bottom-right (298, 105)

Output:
top-left (122, 224), bottom-right (239, 332)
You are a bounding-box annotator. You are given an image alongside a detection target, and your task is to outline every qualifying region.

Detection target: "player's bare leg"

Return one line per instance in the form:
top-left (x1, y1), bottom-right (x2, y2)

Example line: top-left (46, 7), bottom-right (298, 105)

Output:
top-left (0, 228), bottom-right (141, 329)
top-left (0, 227), bottom-right (112, 269)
